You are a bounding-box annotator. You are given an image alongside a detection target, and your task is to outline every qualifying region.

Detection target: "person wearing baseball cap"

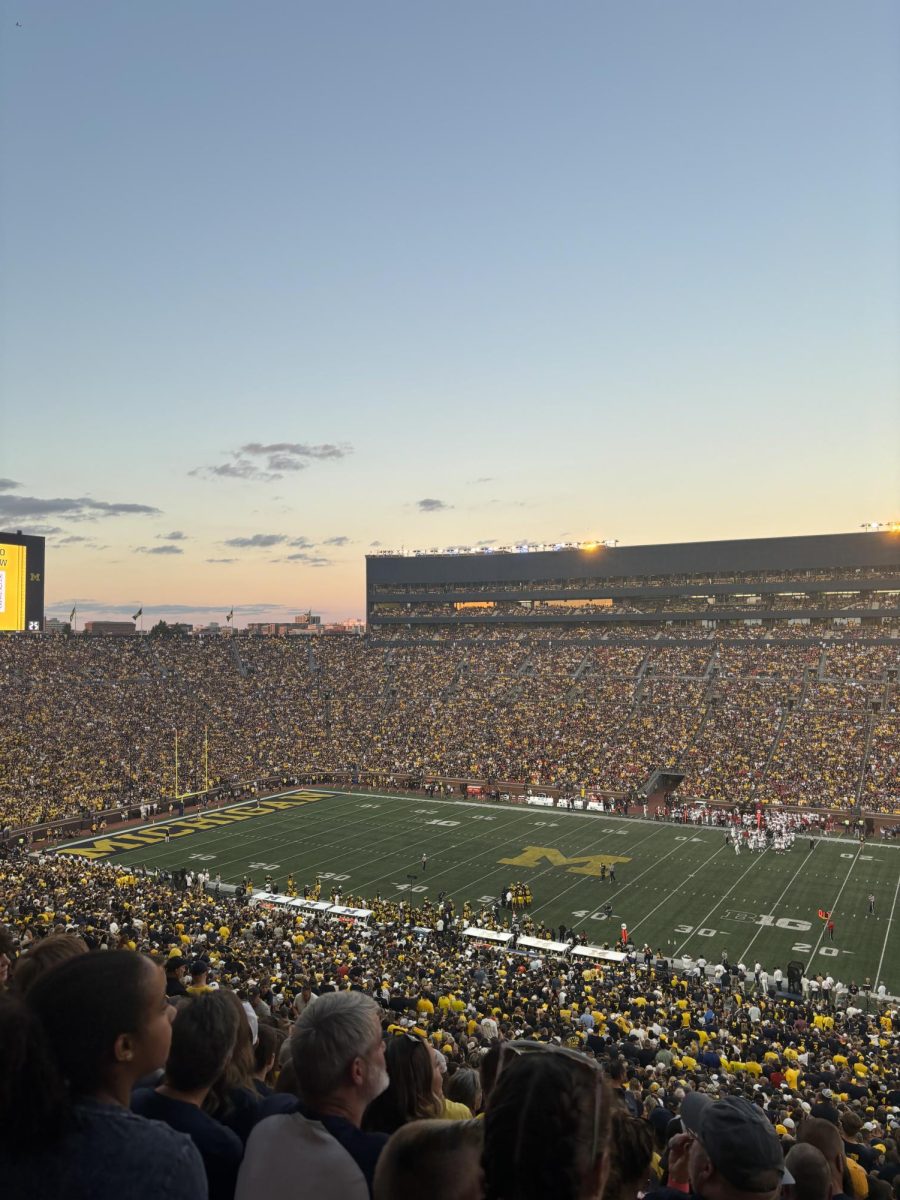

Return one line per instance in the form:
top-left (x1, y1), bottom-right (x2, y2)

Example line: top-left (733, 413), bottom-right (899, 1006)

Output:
top-left (648, 1093), bottom-right (792, 1200)
top-left (187, 960), bottom-right (213, 996)
top-left (164, 956), bottom-right (189, 998)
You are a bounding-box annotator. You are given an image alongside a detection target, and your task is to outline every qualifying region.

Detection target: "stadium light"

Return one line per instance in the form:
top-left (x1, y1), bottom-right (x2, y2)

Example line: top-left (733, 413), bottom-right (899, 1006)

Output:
top-left (377, 537), bottom-right (619, 557)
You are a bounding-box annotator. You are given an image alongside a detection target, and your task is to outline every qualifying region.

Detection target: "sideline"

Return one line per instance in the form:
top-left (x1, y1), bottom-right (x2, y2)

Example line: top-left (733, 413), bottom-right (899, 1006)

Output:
top-left (54, 783), bottom-right (900, 855)
top-left (874, 871), bottom-right (900, 991)
top-left (807, 845), bottom-right (862, 963)
top-left (53, 786), bottom-right (314, 852)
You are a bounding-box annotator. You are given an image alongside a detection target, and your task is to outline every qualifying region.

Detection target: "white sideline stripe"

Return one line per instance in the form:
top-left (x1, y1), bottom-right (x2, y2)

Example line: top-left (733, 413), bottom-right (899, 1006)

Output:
top-left (55, 785), bottom-right (900, 852)
top-left (874, 871), bottom-right (900, 990)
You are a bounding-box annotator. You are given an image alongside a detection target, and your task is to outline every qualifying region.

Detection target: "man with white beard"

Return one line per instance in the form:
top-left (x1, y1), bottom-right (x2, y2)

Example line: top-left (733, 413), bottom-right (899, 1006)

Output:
top-left (237, 992), bottom-right (390, 1197)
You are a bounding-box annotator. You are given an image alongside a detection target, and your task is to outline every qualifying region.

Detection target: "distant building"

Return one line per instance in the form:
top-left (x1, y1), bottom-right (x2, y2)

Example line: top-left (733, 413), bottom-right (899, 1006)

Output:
top-left (247, 618), bottom-right (320, 636)
top-left (244, 613), bottom-right (362, 637)
top-left (322, 618), bottom-right (365, 635)
top-left (294, 612), bottom-right (321, 627)
top-left (44, 618), bottom-right (70, 634)
top-left (83, 621), bottom-right (135, 637)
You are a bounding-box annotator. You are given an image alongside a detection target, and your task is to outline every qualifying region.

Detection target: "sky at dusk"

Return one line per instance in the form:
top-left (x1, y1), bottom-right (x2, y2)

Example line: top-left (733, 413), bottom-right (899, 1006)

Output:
top-left (1, 1), bottom-right (898, 626)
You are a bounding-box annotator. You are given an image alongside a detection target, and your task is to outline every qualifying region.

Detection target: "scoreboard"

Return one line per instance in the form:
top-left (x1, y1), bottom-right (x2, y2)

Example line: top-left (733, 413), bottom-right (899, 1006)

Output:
top-left (0, 533), bottom-right (45, 632)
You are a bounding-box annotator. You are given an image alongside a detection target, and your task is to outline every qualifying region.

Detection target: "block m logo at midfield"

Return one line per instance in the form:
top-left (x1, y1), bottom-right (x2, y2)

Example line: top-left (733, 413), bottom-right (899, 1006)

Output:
top-left (498, 846), bottom-right (631, 877)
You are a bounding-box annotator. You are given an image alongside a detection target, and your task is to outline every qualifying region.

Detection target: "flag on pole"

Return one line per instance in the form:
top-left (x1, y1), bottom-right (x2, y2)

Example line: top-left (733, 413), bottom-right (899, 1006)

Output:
top-left (226, 609), bottom-right (234, 623)
top-left (133, 607), bottom-right (143, 621)
top-left (69, 605), bottom-right (76, 623)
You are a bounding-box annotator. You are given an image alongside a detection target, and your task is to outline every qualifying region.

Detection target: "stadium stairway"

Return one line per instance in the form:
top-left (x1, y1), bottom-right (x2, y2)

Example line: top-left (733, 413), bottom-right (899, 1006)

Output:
top-left (565, 653), bottom-right (595, 701)
top-left (753, 704), bottom-right (793, 798)
top-left (685, 689), bottom-right (719, 752)
top-left (635, 650), bottom-right (654, 681)
top-left (229, 638), bottom-right (248, 679)
top-left (441, 655), bottom-right (468, 701)
top-left (855, 711), bottom-right (876, 807)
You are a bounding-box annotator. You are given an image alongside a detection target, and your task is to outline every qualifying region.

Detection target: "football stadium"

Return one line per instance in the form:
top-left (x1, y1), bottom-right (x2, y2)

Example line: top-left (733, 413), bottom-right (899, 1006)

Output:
top-left (3, 7), bottom-right (899, 1192)
top-left (3, 527), bottom-right (900, 1198)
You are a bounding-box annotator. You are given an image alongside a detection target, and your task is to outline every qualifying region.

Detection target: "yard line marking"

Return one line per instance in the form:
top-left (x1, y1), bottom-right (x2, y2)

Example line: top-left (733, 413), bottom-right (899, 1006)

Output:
top-left (354, 802), bottom-right (586, 893)
top-left (737, 845), bottom-right (817, 963)
top-left (672, 850), bottom-right (770, 958)
top-left (55, 784), bottom-right (315, 850)
top-left (388, 805), bottom-right (672, 902)
top-left (522, 823), bottom-right (679, 924)
top-left (808, 845), bottom-right (862, 963)
top-left (566, 834), bottom-right (719, 931)
top-left (105, 791), bottom-right (465, 880)
top-left (131, 793), bottom-right (402, 878)
top-left (627, 840), bottom-right (733, 941)
top-left (451, 821), bottom-right (660, 916)
top-left (874, 869), bottom-right (900, 991)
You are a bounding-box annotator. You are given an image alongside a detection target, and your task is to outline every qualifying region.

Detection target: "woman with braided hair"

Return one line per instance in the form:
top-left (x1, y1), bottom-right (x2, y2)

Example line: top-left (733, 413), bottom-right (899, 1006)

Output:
top-left (482, 1042), bottom-right (611, 1200)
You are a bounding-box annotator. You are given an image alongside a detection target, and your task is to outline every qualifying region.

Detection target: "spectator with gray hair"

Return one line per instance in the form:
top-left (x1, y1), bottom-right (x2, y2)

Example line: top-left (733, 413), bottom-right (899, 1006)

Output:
top-left (236, 991), bottom-right (389, 1198)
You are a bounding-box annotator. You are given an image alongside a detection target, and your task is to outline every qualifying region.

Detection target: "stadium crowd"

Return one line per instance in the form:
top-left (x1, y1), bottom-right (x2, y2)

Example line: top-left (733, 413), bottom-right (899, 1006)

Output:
top-left (1, 845), bottom-right (899, 1200)
top-left (370, 565), bottom-right (899, 594)
top-left (2, 634), bottom-right (897, 832)
top-left (372, 596), bottom-right (898, 619)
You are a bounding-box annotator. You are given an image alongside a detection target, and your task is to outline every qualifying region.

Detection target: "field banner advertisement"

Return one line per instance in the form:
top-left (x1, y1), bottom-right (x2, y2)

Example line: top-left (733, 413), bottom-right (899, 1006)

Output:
top-left (0, 533), bottom-right (45, 631)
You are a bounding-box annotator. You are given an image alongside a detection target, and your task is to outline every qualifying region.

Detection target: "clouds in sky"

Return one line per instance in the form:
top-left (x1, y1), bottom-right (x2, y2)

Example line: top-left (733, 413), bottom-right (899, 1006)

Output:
top-left (417, 498), bottom-right (452, 512)
top-left (135, 544), bottom-right (184, 555)
top-left (191, 441), bottom-right (352, 483)
top-left (215, 533), bottom-right (337, 565)
top-left (157, 531), bottom-right (187, 541)
top-left (282, 552), bottom-right (332, 566)
top-left (220, 533), bottom-right (348, 554)
top-left (0, 492), bottom-right (161, 523)
top-left (223, 533), bottom-right (287, 548)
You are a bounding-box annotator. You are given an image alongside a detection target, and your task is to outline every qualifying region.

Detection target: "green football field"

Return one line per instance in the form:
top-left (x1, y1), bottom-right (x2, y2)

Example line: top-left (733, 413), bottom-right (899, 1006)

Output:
top-left (58, 790), bottom-right (900, 994)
